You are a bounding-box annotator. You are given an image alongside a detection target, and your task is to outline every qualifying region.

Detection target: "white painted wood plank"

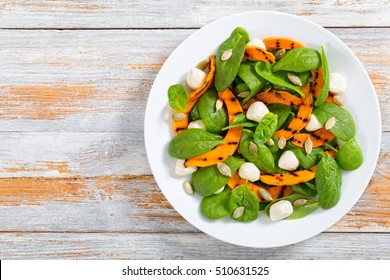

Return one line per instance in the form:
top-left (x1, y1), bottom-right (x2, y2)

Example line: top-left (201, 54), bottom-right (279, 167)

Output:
top-left (0, 28), bottom-right (388, 132)
top-left (0, 232), bottom-right (388, 259)
top-left (0, 0), bottom-right (388, 28)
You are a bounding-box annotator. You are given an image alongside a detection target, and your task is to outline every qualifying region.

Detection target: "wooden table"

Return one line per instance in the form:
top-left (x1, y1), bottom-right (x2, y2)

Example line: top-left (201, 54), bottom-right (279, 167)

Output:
top-left (0, 1), bottom-right (389, 259)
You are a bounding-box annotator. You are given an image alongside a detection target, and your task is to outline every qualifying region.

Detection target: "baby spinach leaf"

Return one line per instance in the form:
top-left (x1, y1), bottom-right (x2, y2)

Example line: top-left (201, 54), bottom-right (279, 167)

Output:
top-left (239, 139), bottom-right (276, 174)
top-left (336, 138), bottom-right (363, 170)
top-left (268, 104), bottom-right (292, 129)
top-left (222, 113), bottom-right (257, 130)
top-left (291, 184), bottom-right (317, 197)
top-left (287, 200), bottom-right (319, 219)
top-left (255, 62), bottom-right (305, 96)
top-left (228, 185), bottom-right (259, 222)
top-left (189, 101), bottom-right (200, 121)
top-left (168, 129), bottom-right (224, 159)
top-left (192, 156), bottom-right (244, 197)
top-left (168, 84), bottom-right (188, 112)
top-left (273, 48), bottom-right (321, 73)
top-left (238, 61), bottom-right (266, 103)
top-left (215, 32), bottom-right (246, 92)
top-left (314, 46), bottom-right (330, 106)
top-left (198, 89), bottom-right (228, 134)
top-left (234, 83), bottom-right (250, 95)
top-left (254, 112), bottom-right (278, 145)
top-left (316, 153), bottom-right (342, 209)
top-left (231, 27), bottom-right (250, 43)
top-left (287, 142), bottom-right (323, 169)
top-left (313, 102), bottom-right (356, 141)
top-left (200, 187), bottom-right (231, 219)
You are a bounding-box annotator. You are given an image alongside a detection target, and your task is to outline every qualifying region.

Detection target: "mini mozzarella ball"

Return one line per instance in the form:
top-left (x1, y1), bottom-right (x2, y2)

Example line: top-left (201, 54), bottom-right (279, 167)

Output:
top-left (175, 159), bottom-right (197, 176)
top-left (269, 200), bottom-right (294, 221)
top-left (329, 73), bottom-right (347, 94)
top-left (188, 119), bottom-right (206, 130)
top-left (246, 101), bottom-right (269, 123)
top-left (278, 150), bottom-right (300, 171)
top-left (305, 114), bottom-right (323, 132)
top-left (186, 68), bottom-right (207, 90)
top-left (246, 38), bottom-right (266, 49)
top-left (238, 162), bottom-right (260, 182)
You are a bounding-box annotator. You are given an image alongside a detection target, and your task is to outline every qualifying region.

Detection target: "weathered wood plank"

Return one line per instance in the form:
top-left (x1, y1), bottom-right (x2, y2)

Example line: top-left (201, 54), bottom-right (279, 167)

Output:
top-left (0, 28), bottom-right (388, 132)
top-left (0, 232), bottom-right (388, 259)
top-left (0, 0), bottom-right (388, 28)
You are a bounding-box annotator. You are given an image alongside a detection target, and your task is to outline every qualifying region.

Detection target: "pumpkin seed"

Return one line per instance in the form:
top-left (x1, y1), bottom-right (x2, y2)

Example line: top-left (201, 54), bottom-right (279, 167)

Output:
top-left (278, 136), bottom-right (286, 149)
top-left (333, 95), bottom-right (344, 106)
top-left (259, 188), bottom-right (273, 201)
top-left (263, 84), bottom-right (272, 92)
top-left (217, 162), bottom-right (232, 177)
top-left (215, 99), bottom-right (224, 111)
top-left (172, 112), bottom-right (186, 121)
top-left (232, 206), bottom-right (245, 219)
top-left (266, 138), bottom-right (275, 146)
top-left (249, 141), bottom-right (258, 155)
top-left (293, 198), bottom-right (308, 206)
top-left (287, 73), bottom-right (303, 86)
top-left (213, 186), bottom-right (225, 195)
top-left (221, 48), bottom-right (233, 61)
top-left (274, 48), bottom-right (286, 60)
top-left (325, 116), bottom-right (336, 130)
top-left (304, 137), bottom-right (313, 154)
top-left (196, 59), bottom-right (209, 70)
top-left (237, 91), bottom-right (250, 98)
top-left (183, 180), bottom-right (194, 196)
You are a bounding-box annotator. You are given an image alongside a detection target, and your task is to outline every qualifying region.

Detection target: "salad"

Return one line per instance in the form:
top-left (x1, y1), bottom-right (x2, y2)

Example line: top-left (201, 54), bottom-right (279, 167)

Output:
top-left (167, 27), bottom-right (363, 223)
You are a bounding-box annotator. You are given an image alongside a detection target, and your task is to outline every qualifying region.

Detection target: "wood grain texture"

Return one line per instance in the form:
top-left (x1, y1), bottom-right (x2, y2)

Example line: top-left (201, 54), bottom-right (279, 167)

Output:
top-left (0, 232), bottom-right (389, 260)
top-left (0, 0), bottom-right (388, 28)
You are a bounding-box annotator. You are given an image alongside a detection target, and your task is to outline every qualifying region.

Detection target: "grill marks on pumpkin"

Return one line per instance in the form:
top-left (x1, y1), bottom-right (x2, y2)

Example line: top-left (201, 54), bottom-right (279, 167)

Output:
top-left (263, 37), bottom-right (305, 51)
top-left (243, 90), bottom-right (302, 112)
top-left (245, 46), bottom-right (275, 64)
top-left (292, 128), bottom-right (335, 148)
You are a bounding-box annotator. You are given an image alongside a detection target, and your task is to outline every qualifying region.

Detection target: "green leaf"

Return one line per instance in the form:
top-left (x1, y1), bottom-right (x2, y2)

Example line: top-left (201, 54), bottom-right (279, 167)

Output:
top-left (222, 113), bottom-right (257, 130)
top-left (228, 185), bottom-right (259, 222)
top-left (189, 101), bottom-right (200, 121)
top-left (239, 139), bottom-right (276, 174)
top-left (265, 194), bottom-right (318, 220)
top-left (238, 61), bottom-right (266, 104)
top-left (268, 104), bottom-right (292, 129)
top-left (255, 62), bottom-right (305, 96)
top-left (198, 89), bottom-right (228, 134)
top-left (314, 46), bottom-right (330, 106)
top-left (291, 184), bottom-right (317, 197)
top-left (273, 48), bottom-right (321, 73)
top-left (313, 102), bottom-right (356, 141)
top-left (287, 142), bottom-right (323, 169)
top-left (231, 27), bottom-right (250, 43)
top-left (254, 112), bottom-right (278, 145)
top-left (168, 129), bottom-right (224, 159)
top-left (336, 138), bottom-right (363, 170)
top-left (168, 84), bottom-right (188, 111)
top-left (316, 153), bottom-right (342, 209)
top-left (200, 187), bottom-right (231, 219)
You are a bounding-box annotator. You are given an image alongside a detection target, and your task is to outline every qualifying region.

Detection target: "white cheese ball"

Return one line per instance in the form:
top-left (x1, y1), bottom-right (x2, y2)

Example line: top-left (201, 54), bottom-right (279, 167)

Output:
top-left (269, 200), bottom-right (294, 221)
top-left (238, 162), bottom-right (260, 182)
top-left (246, 101), bottom-right (269, 123)
top-left (188, 119), bottom-right (206, 130)
top-left (329, 73), bottom-right (346, 94)
top-left (305, 114), bottom-right (323, 132)
top-left (175, 159), bottom-right (197, 176)
top-left (186, 68), bottom-right (207, 90)
top-left (278, 150), bottom-right (300, 171)
top-left (246, 39), bottom-right (266, 50)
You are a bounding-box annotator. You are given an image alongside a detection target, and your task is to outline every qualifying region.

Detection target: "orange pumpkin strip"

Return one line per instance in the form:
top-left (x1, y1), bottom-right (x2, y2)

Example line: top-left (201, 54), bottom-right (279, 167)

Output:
top-left (310, 68), bottom-right (325, 99)
top-left (172, 56), bottom-right (216, 135)
top-left (245, 46), bottom-right (275, 64)
top-left (263, 37), bottom-right (305, 51)
top-left (184, 88), bottom-right (243, 167)
top-left (260, 169), bottom-right (316, 186)
top-left (292, 128), bottom-right (335, 148)
top-left (283, 186), bottom-right (295, 197)
top-left (274, 82), bottom-right (313, 140)
top-left (227, 172), bottom-right (245, 189)
top-left (243, 89), bottom-right (302, 112)
top-left (325, 92), bottom-right (336, 104)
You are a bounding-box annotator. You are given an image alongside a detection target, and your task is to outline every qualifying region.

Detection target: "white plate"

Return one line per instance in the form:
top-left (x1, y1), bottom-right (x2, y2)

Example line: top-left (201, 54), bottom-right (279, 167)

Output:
top-left (144, 11), bottom-right (381, 248)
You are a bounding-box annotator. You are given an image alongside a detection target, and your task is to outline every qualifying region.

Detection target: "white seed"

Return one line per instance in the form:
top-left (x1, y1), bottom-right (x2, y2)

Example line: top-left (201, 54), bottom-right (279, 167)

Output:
top-left (305, 114), bottom-right (323, 132)
top-left (183, 180), bottom-right (194, 196)
top-left (213, 186), bottom-right (225, 195)
top-left (304, 137), bottom-right (313, 154)
top-left (263, 84), bottom-right (272, 92)
top-left (221, 48), bottom-right (233, 61)
top-left (259, 188), bottom-right (273, 201)
top-left (233, 206), bottom-right (245, 219)
top-left (278, 150), bottom-right (300, 171)
top-left (278, 136), bottom-right (286, 149)
top-left (175, 159), bottom-right (197, 176)
top-left (287, 73), bottom-right (303, 86)
top-left (217, 162), bottom-right (232, 177)
top-left (186, 68), bottom-right (207, 90)
top-left (188, 119), bottom-right (206, 130)
top-left (246, 101), bottom-right (269, 123)
top-left (266, 138), bottom-right (275, 146)
top-left (237, 91), bottom-right (250, 98)
top-left (325, 116), bottom-right (336, 130)
top-left (333, 95), bottom-right (345, 106)
top-left (172, 112), bottom-right (186, 121)
top-left (274, 48), bottom-right (286, 60)
top-left (269, 200), bottom-right (293, 221)
top-left (215, 99), bottom-right (224, 111)
top-left (294, 198), bottom-right (308, 206)
top-left (238, 162), bottom-right (260, 182)
top-left (196, 59), bottom-right (209, 70)
top-left (249, 141), bottom-right (258, 155)
top-left (329, 73), bottom-right (346, 94)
